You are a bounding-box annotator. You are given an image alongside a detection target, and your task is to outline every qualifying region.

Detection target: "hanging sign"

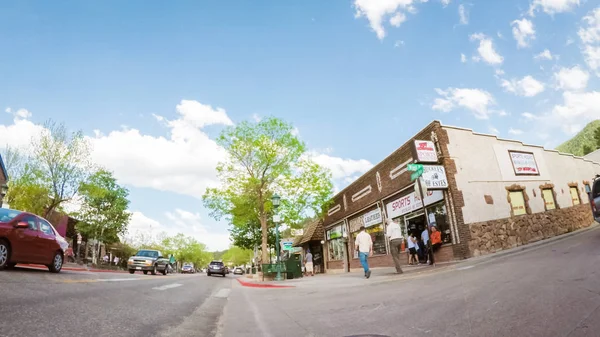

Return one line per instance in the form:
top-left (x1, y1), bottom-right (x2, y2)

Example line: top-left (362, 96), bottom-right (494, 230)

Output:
top-left (413, 140), bottom-right (438, 163)
top-left (421, 165), bottom-right (449, 189)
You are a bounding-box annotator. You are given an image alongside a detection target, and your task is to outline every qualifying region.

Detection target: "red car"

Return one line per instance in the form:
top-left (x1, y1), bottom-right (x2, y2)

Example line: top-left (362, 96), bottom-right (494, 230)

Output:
top-left (0, 207), bottom-right (69, 273)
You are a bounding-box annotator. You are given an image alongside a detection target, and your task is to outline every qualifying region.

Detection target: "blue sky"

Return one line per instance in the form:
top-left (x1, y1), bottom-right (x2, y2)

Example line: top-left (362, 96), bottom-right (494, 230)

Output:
top-left (1, 0), bottom-right (599, 250)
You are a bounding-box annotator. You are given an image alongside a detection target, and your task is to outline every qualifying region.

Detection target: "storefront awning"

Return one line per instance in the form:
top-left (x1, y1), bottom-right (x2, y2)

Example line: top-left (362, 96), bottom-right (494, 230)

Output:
top-left (293, 219), bottom-right (324, 247)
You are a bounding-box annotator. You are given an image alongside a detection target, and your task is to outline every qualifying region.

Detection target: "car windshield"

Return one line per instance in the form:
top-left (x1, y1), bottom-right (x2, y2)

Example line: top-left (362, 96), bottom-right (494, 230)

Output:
top-left (0, 208), bottom-right (21, 223)
top-left (135, 250), bottom-right (158, 258)
top-left (210, 261), bottom-right (223, 266)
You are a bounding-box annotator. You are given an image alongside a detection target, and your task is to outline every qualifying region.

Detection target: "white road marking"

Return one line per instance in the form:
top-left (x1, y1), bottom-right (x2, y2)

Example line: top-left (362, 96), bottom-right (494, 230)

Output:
top-left (214, 288), bottom-right (231, 298)
top-left (98, 278), bottom-right (141, 282)
top-left (457, 265), bottom-right (474, 271)
top-left (153, 283), bottom-right (183, 291)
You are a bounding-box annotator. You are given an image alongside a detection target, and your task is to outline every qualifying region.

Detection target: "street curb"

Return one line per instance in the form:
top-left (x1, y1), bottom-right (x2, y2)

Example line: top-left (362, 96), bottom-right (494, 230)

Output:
top-left (17, 264), bottom-right (127, 274)
top-left (236, 278), bottom-right (294, 289)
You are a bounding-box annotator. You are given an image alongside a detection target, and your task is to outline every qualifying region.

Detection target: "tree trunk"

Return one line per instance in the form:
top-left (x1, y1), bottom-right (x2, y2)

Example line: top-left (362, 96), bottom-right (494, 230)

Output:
top-left (260, 213), bottom-right (269, 266)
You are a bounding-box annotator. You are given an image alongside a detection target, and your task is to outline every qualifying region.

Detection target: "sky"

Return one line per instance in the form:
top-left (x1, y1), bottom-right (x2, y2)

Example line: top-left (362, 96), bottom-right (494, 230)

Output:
top-left (1, 0), bottom-right (599, 251)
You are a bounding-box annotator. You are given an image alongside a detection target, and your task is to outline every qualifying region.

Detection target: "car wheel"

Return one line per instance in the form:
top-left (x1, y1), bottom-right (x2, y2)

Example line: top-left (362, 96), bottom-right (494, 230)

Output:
top-left (162, 267), bottom-right (167, 275)
top-left (207, 272), bottom-right (211, 276)
top-left (48, 252), bottom-right (63, 273)
top-left (0, 240), bottom-right (10, 270)
top-left (151, 265), bottom-right (157, 275)
top-left (129, 269), bottom-right (135, 274)
top-left (143, 270), bottom-right (148, 275)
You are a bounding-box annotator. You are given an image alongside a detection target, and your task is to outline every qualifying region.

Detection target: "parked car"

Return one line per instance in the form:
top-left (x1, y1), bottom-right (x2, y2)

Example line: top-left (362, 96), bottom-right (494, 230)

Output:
top-left (233, 267), bottom-right (244, 275)
top-left (127, 249), bottom-right (169, 275)
top-left (0, 208), bottom-right (69, 273)
top-left (207, 260), bottom-right (226, 277)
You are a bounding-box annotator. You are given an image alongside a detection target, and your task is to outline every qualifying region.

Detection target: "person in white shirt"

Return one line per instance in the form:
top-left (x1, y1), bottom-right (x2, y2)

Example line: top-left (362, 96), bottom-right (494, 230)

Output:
top-left (385, 218), bottom-right (404, 274)
top-left (407, 233), bottom-right (418, 265)
top-left (354, 225), bottom-right (373, 279)
top-left (421, 227), bottom-right (431, 264)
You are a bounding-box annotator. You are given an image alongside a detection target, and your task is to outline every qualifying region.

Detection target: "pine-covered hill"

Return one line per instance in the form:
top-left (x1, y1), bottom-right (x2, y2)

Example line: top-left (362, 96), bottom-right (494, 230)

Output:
top-left (556, 120), bottom-right (600, 156)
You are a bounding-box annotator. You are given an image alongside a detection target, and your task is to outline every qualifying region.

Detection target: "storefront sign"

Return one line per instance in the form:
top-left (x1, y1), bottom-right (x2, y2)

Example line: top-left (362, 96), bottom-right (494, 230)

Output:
top-left (421, 165), bottom-right (448, 189)
top-left (509, 151), bottom-right (539, 175)
top-left (362, 208), bottom-right (382, 228)
top-left (386, 190), bottom-right (444, 219)
top-left (413, 140), bottom-right (438, 163)
top-left (281, 239), bottom-right (294, 251)
top-left (326, 225), bottom-right (343, 240)
top-left (348, 215), bottom-right (364, 233)
top-left (291, 229), bottom-right (304, 236)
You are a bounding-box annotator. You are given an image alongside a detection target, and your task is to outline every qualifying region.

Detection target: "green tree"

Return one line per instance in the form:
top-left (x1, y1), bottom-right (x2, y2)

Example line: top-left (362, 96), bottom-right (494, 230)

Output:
top-left (161, 233), bottom-right (213, 267)
top-left (222, 246), bottom-right (253, 266)
top-left (75, 170), bottom-right (131, 262)
top-left (203, 117), bottom-right (333, 264)
top-left (33, 120), bottom-right (93, 217)
top-left (583, 145), bottom-right (594, 155)
top-left (594, 126), bottom-right (600, 149)
top-left (4, 165), bottom-right (52, 215)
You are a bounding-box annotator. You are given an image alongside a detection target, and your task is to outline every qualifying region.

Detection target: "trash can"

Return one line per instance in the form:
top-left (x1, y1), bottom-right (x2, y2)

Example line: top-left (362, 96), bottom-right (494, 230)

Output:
top-left (284, 259), bottom-right (302, 279)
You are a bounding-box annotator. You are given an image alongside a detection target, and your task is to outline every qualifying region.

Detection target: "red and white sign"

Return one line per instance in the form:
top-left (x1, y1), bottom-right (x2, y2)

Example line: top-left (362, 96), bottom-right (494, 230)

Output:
top-left (414, 140), bottom-right (438, 163)
top-left (385, 190), bottom-right (444, 219)
top-left (509, 151), bottom-right (539, 175)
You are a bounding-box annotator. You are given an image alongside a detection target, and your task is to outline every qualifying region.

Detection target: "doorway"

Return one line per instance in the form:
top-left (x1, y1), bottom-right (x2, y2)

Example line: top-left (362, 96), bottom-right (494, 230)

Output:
top-left (405, 212), bottom-right (427, 263)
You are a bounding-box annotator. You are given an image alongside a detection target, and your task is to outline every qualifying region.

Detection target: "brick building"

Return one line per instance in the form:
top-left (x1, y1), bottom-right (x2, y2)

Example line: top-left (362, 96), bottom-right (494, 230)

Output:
top-left (322, 121), bottom-right (600, 272)
top-left (0, 154), bottom-right (7, 206)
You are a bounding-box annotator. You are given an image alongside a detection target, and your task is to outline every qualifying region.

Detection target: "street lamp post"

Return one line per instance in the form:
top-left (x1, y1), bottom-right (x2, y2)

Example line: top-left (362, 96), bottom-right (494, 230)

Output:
top-left (271, 193), bottom-right (284, 281)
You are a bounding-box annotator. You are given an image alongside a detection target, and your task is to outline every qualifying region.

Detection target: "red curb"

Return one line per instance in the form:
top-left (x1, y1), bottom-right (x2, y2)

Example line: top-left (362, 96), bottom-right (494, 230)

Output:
top-left (236, 278), bottom-right (294, 288)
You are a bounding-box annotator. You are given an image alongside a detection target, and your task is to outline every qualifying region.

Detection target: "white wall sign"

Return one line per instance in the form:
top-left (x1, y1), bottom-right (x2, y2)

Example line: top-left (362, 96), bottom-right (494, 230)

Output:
top-left (362, 208), bottom-right (382, 228)
top-left (414, 140), bottom-right (438, 163)
top-left (509, 151), bottom-right (539, 175)
top-left (291, 229), bottom-right (304, 236)
top-left (386, 190), bottom-right (444, 219)
top-left (421, 165), bottom-right (449, 189)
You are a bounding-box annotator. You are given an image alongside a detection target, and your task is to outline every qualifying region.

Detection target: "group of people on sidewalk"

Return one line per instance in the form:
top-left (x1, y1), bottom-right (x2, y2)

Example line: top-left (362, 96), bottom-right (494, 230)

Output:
top-left (354, 218), bottom-right (443, 279)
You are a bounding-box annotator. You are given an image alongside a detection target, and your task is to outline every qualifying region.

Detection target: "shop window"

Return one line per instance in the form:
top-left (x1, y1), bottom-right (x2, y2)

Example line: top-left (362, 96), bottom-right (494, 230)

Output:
top-left (570, 186), bottom-right (581, 205)
top-left (426, 202), bottom-right (452, 244)
top-left (326, 225), bottom-right (344, 261)
top-left (351, 224), bottom-right (387, 258)
top-left (509, 191), bottom-right (527, 216)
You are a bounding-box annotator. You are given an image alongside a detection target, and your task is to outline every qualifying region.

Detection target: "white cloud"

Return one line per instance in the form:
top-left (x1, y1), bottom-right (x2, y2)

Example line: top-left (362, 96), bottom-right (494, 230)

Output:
top-left (511, 18), bottom-right (536, 48)
top-left (578, 7), bottom-right (600, 44)
top-left (582, 45), bottom-right (600, 73)
top-left (441, 0), bottom-right (451, 7)
top-left (251, 113), bottom-right (261, 122)
top-left (125, 210), bottom-right (231, 251)
top-left (488, 126), bottom-right (500, 135)
top-left (432, 87), bottom-right (496, 119)
top-left (458, 4), bottom-right (469, 25)
top-left (546, 91), bottom-right (600, 134)
top-left (501, 75), bottom-right (545, 97)
top-left (394, 40), bottom-right (405, 47)
top-left (5, 107), bottom-right (32, 120)
top-left (534, 49), bottom-right (554, 60)
top-left (461, 53), bottom-right (467, 63)
top-left (529, 0), bottom-right (580, 16)
top-left (495, 69), bottom-right (506, 76)
top-left (353, 0), bottom-right (428, 39)
top-left (307, 152), bottom-right (373, 180)
top-left (508, 128), bottom-right (524, 135)
top-left (0, 111), bottom-right (46, 151)
top-left (470, 33), bottom-right (504, 65)
top-left (389, 12), bottom-right (407, 27)
top-left (522, 112), bottom-right (539, 120)
top-left (89, 100), bottom-right (231, 199)
top-left (554, 66), bottom-right (589, 91)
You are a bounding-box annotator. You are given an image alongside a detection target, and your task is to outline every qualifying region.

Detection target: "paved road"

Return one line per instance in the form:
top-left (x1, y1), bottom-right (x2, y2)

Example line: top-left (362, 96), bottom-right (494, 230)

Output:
top-left (3, 227), bottom-right (600, 337)
top-left (220, 227), bottom-right (600, 337)
top-left (0, 268), bottom-right (233, 337)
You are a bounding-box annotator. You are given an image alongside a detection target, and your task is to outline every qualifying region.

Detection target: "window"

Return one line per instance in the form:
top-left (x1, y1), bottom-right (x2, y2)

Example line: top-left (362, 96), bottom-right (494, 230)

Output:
top-left (352, 224), bottom-right (387, 257)
top-left (509, 191), bottom-right (527, 216)
top-left (39, 219), bottom-right (54, 236)
top-left (22, 216), bottom-right (38, 231)
top-left (426, 202), bottom-right (451, 244)
top-left (570, 186), bottom-right (581, 205)
top-left (541, 189), bottom-right (556, 210)
top-left (326, 225), bottom-right (344, 261)
top-left (0, 209), bottom-right (21, 222)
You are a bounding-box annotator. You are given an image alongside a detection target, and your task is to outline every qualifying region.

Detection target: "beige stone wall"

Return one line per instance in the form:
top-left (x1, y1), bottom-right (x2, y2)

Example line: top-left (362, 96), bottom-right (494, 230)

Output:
top-left (468, 204), bottom-right (593, 257)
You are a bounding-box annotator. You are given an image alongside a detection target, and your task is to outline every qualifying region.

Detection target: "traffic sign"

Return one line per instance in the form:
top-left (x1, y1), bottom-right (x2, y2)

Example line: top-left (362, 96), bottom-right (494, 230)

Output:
top-left (410, 168), bottom-right (424, 181)
top-left (407, 163), bottom-right (423, 172)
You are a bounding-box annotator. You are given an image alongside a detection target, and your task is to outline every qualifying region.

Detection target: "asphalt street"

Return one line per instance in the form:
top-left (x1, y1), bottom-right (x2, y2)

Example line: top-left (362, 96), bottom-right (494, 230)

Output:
top-left (0, 268), bottom-right (233, 337)
top-left (220, 226), bottom-right (600, 337)
top-left (3, 227), bottom-right (600, 337)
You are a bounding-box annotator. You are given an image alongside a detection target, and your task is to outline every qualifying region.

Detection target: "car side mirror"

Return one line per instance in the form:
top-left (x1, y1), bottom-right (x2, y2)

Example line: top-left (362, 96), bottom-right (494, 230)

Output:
top-left (14, 222), bottom-right (28, 229)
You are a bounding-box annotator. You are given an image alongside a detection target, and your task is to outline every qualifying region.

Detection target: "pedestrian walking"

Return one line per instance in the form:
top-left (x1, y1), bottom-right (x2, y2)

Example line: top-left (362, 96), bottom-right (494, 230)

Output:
top-left (354, 225), bottom-right (373, 279)
top-left (304, 249), bottom-right (314, 276)
top-left (113, 256), bottom-right (120, 266)
top-left (385, 218), bottom-right (404, 274)
top-left (421, 226), bottom-right (430, 264)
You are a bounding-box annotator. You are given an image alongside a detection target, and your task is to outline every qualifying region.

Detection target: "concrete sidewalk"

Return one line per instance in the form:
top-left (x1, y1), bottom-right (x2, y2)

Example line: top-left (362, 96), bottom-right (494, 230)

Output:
top-left (242, 222), bottom-right (600, 290)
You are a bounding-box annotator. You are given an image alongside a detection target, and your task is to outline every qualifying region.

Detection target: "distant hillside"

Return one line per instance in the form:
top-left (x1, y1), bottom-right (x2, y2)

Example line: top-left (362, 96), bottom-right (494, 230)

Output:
top-left (556, 120), bottom-right (600, 156)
